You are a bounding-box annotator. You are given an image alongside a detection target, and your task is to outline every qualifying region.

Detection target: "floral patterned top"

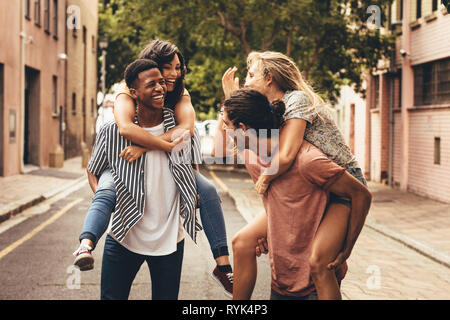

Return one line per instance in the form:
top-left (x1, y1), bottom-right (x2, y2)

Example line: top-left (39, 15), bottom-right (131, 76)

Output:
top-left (282, 90), bottom-right (364, 182)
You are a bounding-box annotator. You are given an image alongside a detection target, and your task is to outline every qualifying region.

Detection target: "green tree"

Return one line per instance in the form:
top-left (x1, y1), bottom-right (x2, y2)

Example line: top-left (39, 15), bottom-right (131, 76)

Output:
top-left (98, 0), bottom-right (394, 116)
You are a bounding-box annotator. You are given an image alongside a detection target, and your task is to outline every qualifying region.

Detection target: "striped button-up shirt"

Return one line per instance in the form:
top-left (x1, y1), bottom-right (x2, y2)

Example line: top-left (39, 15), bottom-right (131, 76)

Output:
top-left (88, 108), bottom-right (202, 243)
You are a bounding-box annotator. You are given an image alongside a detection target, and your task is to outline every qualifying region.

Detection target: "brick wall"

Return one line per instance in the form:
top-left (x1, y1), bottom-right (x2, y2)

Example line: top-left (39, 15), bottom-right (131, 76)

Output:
top-left (64, 0), bottom-right (98, 158)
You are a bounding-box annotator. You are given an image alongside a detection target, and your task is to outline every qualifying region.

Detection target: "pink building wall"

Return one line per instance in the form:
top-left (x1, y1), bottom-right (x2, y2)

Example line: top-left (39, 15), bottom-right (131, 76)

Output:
top-left (0, 0), bottom-right (22, 176)
top-left (343, 2), bottom-right (450, 203)
top-left (408, 109), bottom-right (450, 202)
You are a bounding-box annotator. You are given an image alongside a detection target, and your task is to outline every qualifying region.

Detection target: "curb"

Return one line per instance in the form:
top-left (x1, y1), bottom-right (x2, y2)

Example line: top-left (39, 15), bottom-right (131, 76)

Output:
top-left (0, 175), bottom-right (86, 225)
top-left (365, 217), bottom-right (450, 269)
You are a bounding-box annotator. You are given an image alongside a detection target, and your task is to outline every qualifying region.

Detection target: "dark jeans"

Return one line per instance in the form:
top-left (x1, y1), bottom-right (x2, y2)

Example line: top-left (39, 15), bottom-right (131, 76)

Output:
top-left (80, 169), bottom-right (229, 259)
top-left (270, 289), bottom-right (318, 300)
top-left (100, 235), bottom-right (184, 300)
top-left (329, 167), bottom-right (368, 209)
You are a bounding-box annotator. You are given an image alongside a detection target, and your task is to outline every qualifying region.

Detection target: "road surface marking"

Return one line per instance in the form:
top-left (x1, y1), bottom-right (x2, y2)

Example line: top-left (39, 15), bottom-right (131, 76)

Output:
top-left (208, 170), bottom-right (229, 193)
top-left (0, 198), bottom-right (83, 261)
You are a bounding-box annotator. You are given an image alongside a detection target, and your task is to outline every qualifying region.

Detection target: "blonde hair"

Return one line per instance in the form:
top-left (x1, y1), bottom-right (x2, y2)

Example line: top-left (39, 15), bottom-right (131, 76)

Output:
top-left (247, 51), bottom-right (325, 111)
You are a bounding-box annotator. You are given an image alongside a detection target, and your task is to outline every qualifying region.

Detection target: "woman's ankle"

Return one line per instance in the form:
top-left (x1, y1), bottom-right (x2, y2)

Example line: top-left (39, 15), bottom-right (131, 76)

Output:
top-left (80, 238), bottom-right (94, 249)
top-left (215, 255), bottom-right (231, 267)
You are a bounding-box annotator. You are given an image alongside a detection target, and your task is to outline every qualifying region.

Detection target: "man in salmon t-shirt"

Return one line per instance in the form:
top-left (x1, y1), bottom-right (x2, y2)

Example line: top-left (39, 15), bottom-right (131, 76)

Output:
top-left (244, 140), bottom-right (371, 299)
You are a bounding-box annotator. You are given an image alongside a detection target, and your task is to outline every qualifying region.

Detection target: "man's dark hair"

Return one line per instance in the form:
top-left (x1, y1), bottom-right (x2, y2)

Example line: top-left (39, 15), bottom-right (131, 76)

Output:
top-left (124, 59), bottom-right (160, 89)
top-left (223, 89), bottom-right (286, 137)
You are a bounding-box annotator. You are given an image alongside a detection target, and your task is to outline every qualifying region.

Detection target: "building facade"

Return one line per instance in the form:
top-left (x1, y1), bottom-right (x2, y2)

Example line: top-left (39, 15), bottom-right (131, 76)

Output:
top-left (64, 0), bottom-right (98, 159)
top-left (0, 0), bottom-right (98, 176)
top-left (336, 0), bottom-right (450, 203)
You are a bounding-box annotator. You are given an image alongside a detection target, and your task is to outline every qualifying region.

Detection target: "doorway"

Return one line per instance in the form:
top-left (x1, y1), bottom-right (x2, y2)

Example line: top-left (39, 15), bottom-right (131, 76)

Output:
top-left (24, 66), bottom-right (40, 166)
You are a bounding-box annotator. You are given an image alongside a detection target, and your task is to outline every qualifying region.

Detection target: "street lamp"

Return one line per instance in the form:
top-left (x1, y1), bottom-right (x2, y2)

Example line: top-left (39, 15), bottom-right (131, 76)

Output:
top-left (99, 38), bottom-right (108, 106)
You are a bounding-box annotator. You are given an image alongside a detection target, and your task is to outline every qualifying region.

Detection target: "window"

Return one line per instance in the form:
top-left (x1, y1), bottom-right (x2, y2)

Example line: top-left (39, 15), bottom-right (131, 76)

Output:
top-left (52, 76), bottom-right (58, 115)
top-left (83, 26), bottom-right (87, 45)
top-left (416, 0), bottom-right (422, 19)
top-left (432, 0), bottom-right (439, 12)
top-left (400, 0), bottom-right (403, 20)
top-left (52, 0), bottom-right (58, 38)
top-left (44, 0), bottom-right (50, 33)
top-left (92, 35), bottom-right (96, 53)
top-left (396, 0), bottom-right (403, 21)
top-left (72, 93), bottom-right (76, 115)
top-left (414, 58), bottom-right (450, 105)
top-left (25, 0), bottom-right (31, 19)
top-left (434, 137), bottom-right (441, 165)
top-left (394, 73), bottom-right (402, 109)
top-left (34, 0), bottom-right (41, 26)
top-left (372, 75), bottom-right (380, 108)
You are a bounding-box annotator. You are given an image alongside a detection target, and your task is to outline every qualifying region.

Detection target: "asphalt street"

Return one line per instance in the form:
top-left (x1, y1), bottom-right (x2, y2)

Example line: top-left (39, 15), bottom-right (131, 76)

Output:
top-left (0, 170), bottom-right (271, 300)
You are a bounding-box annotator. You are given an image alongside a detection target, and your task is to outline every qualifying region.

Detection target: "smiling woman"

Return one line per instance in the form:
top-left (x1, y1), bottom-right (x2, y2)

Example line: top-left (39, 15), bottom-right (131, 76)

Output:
top-left (138, 39), bottom-right (187, 109)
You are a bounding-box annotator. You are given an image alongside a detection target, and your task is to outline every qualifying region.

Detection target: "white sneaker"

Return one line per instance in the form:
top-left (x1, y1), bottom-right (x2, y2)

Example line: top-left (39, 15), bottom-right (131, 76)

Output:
top-left (73, 244), bottom-right (94, 271)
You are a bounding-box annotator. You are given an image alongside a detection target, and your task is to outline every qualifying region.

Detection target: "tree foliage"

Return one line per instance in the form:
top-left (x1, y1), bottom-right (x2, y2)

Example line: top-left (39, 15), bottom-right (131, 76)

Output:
top-left (98, 0), bottom-right (394, 116)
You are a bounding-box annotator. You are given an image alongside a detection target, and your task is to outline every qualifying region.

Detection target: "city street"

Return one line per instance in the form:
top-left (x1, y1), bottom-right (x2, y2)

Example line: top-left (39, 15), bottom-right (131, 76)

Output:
top-left (1, 0), bottom-right (449, 306)
top-left (0, 163), bottom-right (449, 300)
top-left (206, 167), bottom-right (450, 300)
top-left (0, 167), bottom-right (270, 300)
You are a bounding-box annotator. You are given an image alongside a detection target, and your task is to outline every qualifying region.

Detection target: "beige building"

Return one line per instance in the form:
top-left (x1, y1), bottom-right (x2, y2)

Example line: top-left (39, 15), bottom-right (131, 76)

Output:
top-left (64, 0), bottom-right (98, 158)
top-left (0, 0), bottom-right (98, 176)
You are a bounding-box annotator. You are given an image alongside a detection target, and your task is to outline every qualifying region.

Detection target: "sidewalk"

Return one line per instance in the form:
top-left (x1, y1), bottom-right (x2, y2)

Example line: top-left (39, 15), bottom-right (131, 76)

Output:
top-left (0, 157), bottom-right (87, 224)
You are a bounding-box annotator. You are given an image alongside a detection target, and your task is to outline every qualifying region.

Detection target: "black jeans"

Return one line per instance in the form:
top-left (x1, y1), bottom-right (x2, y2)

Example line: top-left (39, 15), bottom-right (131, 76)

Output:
top-left (101, 234), bottom-right (184, 300)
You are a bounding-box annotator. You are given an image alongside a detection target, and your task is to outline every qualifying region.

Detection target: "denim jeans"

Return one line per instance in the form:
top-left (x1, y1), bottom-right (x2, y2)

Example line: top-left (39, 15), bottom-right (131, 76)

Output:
top-left (195, 171), bottom-right (229, 259)
top-left (329, 167), bottom-right (368, 209)
top-left (101, 235), bottom-right (184, 300)
top-left (270, 289), bottom-right (318, 300)
top-left (79, 169), bottom-right (116, 248)
top-left (80, 169), bottom-right (229, 259)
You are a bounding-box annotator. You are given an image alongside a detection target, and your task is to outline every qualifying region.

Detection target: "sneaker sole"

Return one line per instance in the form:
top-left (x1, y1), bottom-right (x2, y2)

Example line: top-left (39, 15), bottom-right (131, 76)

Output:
top-left (211, 273), bottom-right (233, 299)
top-left (74, 253), bottom-right (94, 271)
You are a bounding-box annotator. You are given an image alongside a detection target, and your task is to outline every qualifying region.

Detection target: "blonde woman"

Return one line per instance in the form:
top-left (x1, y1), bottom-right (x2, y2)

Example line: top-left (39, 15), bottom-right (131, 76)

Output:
top-left (217, 51), bottom-right (368, 300)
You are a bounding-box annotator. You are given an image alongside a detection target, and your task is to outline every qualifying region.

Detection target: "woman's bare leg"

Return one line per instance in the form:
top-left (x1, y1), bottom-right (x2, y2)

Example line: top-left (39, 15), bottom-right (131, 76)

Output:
top-left (232, 212), bottom-right (268, 300)
top-left (309, 203), bottom-right (350, 300)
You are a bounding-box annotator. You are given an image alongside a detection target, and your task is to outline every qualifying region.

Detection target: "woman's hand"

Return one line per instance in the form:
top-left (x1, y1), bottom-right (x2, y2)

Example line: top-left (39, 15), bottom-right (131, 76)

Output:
top-left (327, 245), bottom-right (353, 270)
top-left (120, 145), bottom-right (147, 163)
top-left (222, 66), bottom-right (240, 99)
top-left (168, 130), bottom-right (191, 153)
top-left (255, 238), bottom-right (269, 257)
top-left (255, 175), bottom-right (271, 194)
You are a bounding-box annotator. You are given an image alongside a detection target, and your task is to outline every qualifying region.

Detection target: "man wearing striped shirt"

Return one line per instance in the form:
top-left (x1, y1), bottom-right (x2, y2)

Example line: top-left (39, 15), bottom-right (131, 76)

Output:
top-left (88, 59), bottom-right (200, 300)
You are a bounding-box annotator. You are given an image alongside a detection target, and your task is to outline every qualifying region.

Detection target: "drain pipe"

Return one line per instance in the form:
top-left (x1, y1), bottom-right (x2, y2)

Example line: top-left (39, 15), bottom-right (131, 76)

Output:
top-left (388, 75), bottom-right (394, 187)
top-left (19, 0), bottom-right (26, 173)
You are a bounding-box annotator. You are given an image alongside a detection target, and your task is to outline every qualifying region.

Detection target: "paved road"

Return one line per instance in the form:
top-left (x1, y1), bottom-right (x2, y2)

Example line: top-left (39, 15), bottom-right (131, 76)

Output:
top-left (207, 167), bottom-right (450, 300)
top-left (2, 166), bottom-right (448, 301)
top-left (0, 173), bottom-right (271, 300)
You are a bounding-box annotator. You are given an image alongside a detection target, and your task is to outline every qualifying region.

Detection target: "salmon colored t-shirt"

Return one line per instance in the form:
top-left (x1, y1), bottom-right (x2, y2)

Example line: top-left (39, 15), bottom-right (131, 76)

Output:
top-left (245, 140), bottom-right (348, 297)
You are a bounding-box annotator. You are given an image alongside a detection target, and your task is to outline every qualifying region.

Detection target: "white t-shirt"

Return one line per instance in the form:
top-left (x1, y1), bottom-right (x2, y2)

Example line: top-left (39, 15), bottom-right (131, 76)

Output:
top-left (120, 122), bottom-right (184, 256)
top-left (96, 106), bottom-right (115, 133)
